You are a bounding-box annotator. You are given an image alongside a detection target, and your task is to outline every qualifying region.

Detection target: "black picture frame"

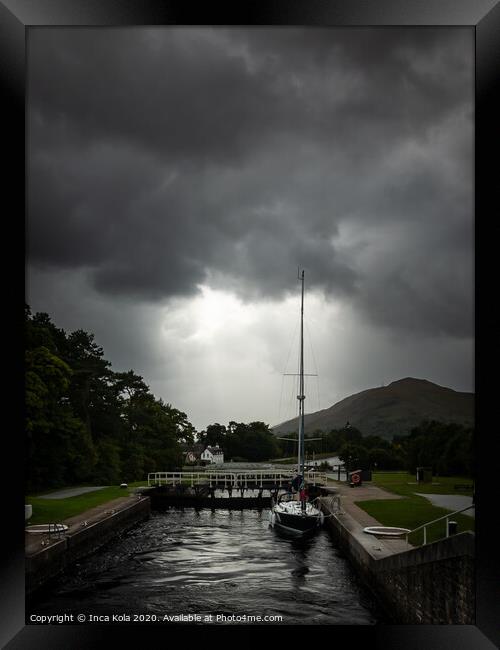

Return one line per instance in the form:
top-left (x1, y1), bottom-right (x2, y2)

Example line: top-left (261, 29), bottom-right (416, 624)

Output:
top-left (1, 1), bottom-right (499, 648)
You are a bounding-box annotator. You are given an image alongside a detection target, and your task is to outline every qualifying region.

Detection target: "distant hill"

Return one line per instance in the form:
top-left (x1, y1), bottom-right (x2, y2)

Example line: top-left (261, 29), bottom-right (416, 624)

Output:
top-left (272, 377), bottom-right (474, 440)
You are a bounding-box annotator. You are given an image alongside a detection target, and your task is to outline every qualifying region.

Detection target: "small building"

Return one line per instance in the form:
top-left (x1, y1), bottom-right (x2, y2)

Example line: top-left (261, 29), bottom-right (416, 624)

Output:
top-left (200, 444), bottom-right (224, 465)
top-left (416, 466), bottom-right (433, 483)
top-left (183, 443), bottom-right (204, 465)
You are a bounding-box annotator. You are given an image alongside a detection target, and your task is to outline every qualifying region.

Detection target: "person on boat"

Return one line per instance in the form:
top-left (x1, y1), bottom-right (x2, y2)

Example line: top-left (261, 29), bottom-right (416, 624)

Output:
top-left (291, 474), bottom-right (302, 492)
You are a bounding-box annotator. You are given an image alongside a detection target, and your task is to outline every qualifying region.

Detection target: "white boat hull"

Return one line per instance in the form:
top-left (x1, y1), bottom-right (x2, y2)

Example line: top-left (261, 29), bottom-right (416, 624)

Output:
top-left (269, 500), bottom-right (324, 535)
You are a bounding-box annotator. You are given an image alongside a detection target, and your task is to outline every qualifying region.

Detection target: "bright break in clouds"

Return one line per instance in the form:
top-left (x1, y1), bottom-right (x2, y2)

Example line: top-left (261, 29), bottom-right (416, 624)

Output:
top-left (27, 28), bottom-right (474, 431)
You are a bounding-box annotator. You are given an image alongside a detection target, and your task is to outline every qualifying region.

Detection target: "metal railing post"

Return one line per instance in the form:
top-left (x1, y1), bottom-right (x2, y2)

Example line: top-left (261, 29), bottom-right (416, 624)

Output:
top-left (406, 504), bottom-right (474, 547)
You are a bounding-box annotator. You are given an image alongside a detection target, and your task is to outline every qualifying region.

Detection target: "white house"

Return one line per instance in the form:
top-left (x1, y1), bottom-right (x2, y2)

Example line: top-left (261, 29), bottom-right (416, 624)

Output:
top-left (200, 444), bottom-right (224, 465)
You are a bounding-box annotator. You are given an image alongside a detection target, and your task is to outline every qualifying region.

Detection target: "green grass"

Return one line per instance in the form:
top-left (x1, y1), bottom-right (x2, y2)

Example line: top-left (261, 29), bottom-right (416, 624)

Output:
top-left (370, 471), bottom-right (474, 496)
top-left (25, 481), bottom-right (148, 526)
top-left (356, 471), bottom-right (474, 546)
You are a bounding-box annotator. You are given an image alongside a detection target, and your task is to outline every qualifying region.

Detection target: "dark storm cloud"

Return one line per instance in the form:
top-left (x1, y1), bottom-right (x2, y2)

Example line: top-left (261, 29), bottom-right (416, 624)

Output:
top-left (29, 28), bottom-right (470, 165)
top-left (28, 27), bottom-right (473, 336)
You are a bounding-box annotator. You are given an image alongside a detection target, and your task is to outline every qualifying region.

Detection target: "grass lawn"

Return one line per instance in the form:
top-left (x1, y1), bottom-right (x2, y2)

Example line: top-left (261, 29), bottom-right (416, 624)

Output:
top-left (370, 471), bottom-right (473, 497)
top-left (356, 471), bottom-right (474, 546)
top-left (25, 481), bottom-right (148, 526)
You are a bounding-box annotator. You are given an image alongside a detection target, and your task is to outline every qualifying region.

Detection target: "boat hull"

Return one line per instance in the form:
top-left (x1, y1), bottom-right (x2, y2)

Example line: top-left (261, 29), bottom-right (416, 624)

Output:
top-left (269, 504), bottom-right (324, 536)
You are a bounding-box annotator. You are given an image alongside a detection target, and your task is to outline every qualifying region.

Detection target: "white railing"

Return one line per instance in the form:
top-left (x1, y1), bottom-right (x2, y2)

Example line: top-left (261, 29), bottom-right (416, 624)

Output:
top-left (304, 471), bottom-right (329, 486)
top-left (147, 470), bottom-right (329, 488)
top-left (405, 504), bottom-right (475, 546)
top-left (326, 494), bottom-right (343, 514)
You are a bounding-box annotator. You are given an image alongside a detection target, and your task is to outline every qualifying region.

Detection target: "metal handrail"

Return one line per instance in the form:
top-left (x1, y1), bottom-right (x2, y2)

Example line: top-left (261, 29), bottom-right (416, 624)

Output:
top-left (147, 470), bottom-right (329, 488)
top-left (405, 504), bottom-right (475, 546)
top-left (48, 522), bottom-right (65, 538)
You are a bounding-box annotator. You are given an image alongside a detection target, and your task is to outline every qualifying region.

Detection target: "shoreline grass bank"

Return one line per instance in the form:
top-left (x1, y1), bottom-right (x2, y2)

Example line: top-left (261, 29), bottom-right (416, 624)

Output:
top-left (357, 471), bottom-right (474, 545)
top-left (25, 482), bottom-right (147, 525)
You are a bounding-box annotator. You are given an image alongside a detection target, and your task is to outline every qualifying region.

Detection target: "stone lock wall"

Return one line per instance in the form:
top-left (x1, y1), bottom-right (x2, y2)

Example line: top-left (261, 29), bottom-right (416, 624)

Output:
top-left (321, 500), bottom-right (475, 625)
top-left (26, 497), bottom-right (151, 596)
top-left (375, 538), bottom-right (475, 624)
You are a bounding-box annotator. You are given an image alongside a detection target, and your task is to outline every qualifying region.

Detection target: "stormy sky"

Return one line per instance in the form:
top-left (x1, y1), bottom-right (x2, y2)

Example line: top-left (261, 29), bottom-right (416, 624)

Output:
top-left (27, 28), bottom-right (474, 432)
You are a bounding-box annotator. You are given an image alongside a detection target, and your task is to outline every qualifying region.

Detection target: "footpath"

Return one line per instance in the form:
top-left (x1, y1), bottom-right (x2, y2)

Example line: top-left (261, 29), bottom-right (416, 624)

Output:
top-left (321, 480), bottom-right (411, 556)
top-left (25, 496), bottom-right (139, 556)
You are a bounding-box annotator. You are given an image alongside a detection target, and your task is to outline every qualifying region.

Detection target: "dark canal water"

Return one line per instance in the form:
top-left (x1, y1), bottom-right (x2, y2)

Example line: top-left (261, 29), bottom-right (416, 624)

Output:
top-left (28, 507), bottom-right (382, 625)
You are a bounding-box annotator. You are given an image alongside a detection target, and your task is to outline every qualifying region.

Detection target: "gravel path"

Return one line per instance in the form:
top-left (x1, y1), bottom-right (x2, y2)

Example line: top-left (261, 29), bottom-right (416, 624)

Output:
top-left (38, 486), bottom-right (109, 499)
top-left (415, 493), bottom-right (475, 518)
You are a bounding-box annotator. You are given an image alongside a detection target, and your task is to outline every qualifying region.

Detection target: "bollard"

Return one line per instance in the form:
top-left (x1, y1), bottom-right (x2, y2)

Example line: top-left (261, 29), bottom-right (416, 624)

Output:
top-left (447, 520), bottom-right (458, 536)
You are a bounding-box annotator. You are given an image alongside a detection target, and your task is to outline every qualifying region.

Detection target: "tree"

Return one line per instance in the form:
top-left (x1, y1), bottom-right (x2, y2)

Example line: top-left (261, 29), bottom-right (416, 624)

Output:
top-left (63, 329), bottom-right (111, 434)
top-left (367, 447), bottom-right (405, 471)
top-left (343, 424), bottom-right (363, 444)
top-left (338, 443), bottom-right (369, 472)
top-left (25, 345), bottom-right (96, 490)
top-left (199, 423), bottom-right (227, 447)
top-left (25, 306), bottom-right (196, 489)
top-left (222, 421), bottom-right (280, 461)
top-left (165, 404), bottom-right (196, 445)
top-left (401, 420), bottom-right (473, 476)
top-left (363, 435), bottom-right (390, 450)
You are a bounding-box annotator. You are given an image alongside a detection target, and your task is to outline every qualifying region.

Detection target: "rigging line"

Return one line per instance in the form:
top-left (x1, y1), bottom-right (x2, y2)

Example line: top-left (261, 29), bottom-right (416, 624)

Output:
top-left (286, 373), bottom-right (293, 420)
top-left (305, 317), bottom-right (321, 413)
top-left (278, 315), bottom-right (300, 423)
top-left (290, 371), bottom-right (294, 417)
top-left (284, 315), bottom-right (300, 375)
top-left (277, 372), bottom-right (286, 425)
top-left (284, 307), bottom-right (301, 423)
top-left (292, 369), bottom-right (299, 421)
top-left (295, 313), bottom-right (301, 419)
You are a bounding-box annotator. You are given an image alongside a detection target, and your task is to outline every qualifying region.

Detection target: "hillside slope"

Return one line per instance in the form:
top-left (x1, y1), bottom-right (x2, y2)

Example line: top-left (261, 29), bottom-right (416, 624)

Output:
top-left (272, 377), bottom-right (474, 439)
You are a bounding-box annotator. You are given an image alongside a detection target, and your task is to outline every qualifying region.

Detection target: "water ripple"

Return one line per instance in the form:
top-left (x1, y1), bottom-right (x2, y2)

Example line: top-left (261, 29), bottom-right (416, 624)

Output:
top-left (28, 508), bottom-right (381, 624)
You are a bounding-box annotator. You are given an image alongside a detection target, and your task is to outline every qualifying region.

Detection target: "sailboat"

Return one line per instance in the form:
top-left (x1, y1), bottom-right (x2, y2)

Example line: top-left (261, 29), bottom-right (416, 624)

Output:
top-left (269, 269), bottom-right (324, 536)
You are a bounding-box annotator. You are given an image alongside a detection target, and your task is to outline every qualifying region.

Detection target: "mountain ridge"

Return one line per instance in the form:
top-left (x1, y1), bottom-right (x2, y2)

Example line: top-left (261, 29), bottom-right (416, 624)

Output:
top-left (272, 377), bottom-right (474, 439)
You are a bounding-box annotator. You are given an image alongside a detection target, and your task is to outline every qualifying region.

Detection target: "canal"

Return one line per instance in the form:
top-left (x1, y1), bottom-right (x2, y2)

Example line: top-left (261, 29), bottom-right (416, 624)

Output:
top-left (27, 507), bottom-right (383, 625)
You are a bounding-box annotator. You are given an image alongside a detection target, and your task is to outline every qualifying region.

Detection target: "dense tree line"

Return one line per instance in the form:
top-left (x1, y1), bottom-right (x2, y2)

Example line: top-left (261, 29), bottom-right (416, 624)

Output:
top-left (280, 420), bottom-right (473, 477)
top-left (337, 435), bottom-right (406, 472)
top-left (198, 421), bottom-right (280, 462)
top-left (26, 306), bottom-right (195, 492)
top-left (278, 424), bottom-right (365, 459)
top-left (395, 420), bottom-right (474, 477)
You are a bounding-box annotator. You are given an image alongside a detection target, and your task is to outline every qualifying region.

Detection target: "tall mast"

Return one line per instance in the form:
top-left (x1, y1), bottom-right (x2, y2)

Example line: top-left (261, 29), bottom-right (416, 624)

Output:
top-left (297, 269), bottom-right (306, 511)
